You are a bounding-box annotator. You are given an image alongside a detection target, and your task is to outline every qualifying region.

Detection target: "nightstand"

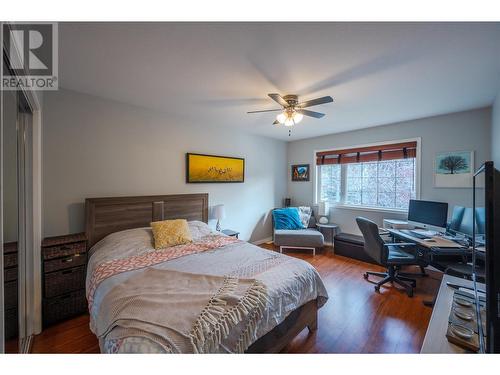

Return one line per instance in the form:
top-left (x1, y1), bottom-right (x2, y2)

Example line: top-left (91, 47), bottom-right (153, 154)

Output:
top-left (316, 223), bottom-right (339, 249)
top-left (41, 233), bottom-right (88, 327)
top-left (221, 229), bottom-right (239, 239)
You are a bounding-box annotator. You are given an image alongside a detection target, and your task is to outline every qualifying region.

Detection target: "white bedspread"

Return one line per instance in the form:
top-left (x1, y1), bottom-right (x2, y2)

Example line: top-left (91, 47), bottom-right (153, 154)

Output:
top-left (86, 221), bottom-right (328, 353)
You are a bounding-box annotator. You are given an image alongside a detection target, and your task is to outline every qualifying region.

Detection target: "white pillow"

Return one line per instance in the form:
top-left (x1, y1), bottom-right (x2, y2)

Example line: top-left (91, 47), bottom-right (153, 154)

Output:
top-left (188, 220), bottom-right (214, 240)
top-left (298, 206), bottom-right (312, 228)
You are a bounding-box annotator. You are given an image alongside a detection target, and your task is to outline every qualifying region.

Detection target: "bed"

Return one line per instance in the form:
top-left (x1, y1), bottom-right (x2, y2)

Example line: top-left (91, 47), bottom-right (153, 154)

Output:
top-left (85, 193), bottom-right (328, 353)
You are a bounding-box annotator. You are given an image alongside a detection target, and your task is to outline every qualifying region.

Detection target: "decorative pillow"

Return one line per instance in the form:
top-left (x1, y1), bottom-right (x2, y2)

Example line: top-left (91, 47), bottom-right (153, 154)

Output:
top-left (298, 206), bottom-right (312, 228)
top-left (273, 208), bottom-right (305, 230)
top-left (188, 220), bottom-right (213, 241)
top-left (150, 219), bottom-right (193, 250)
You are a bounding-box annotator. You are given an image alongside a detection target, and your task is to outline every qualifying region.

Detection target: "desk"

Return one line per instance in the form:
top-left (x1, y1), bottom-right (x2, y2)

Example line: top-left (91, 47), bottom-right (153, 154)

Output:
top-left (386, 229), bottom-right (467, 249)
top-left (421, 274), bottom-right (484, 353)
top-left (386, 229), bottom-right (471, 256)
top-left (386, 229), bottom-right (470, 270)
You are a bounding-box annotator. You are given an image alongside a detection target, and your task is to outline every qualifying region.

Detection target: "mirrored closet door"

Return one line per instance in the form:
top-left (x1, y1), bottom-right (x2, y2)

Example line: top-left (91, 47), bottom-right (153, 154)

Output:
top-left (2, 58), bottom-right (34, 353)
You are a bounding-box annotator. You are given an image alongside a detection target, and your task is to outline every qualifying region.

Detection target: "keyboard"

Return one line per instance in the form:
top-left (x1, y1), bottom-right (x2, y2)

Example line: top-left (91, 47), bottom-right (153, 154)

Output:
top-left (401, 229), bottom-right (429, 239)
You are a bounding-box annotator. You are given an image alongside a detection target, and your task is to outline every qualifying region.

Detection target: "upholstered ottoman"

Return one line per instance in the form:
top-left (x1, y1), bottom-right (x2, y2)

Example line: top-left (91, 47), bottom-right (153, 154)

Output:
top-left (333, 233), bottom-right (376, 264)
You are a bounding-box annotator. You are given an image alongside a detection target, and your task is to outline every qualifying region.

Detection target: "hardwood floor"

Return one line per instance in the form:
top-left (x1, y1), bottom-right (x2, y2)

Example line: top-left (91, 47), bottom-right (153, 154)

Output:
top-left (31, 245), bottom-right (442, 354)
top-left (31, 314), bottom-right (100, 354)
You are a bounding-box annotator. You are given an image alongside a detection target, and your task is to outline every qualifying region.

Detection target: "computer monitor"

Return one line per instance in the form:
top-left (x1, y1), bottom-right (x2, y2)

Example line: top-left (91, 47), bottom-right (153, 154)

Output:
top-left (407, 199), bottom-right (448, 232)
top-left (448, 206), bottom-right (486, 237)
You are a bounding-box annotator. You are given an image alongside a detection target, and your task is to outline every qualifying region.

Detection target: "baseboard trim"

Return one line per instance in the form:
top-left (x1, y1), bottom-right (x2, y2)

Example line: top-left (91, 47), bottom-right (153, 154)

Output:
top-left (251, 237), bottom-right (273, 245)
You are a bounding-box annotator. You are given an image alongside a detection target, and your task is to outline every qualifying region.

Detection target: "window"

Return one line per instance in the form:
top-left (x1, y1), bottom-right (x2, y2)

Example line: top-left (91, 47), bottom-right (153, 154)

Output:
top-left (344, 158), bottom-right (416, 209)
top-left (316, 141), bottom-right (418, 211)
top-left (319, 164), bottom-right (341, 203)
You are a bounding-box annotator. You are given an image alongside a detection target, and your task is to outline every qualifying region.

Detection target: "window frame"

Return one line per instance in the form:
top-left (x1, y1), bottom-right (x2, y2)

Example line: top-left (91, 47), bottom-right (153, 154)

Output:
top-left (314, 138), bottom-right (421, 213)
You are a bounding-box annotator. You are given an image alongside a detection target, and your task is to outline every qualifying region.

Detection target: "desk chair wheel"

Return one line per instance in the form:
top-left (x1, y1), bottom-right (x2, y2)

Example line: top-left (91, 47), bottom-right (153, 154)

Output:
top-left (363, 273), bottom-right (369, 280)
top-left (407, 288), bottom-right (414, 298)
top-left (374, 285), bottom-right (380, 292)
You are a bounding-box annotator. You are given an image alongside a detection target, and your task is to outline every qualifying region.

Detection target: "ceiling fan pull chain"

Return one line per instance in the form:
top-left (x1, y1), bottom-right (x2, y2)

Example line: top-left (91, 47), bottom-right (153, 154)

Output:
top-left (289, 129), bottom-right (291, 137)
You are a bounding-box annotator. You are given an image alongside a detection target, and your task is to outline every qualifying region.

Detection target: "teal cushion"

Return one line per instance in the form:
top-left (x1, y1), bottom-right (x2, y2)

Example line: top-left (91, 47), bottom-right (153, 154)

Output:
top-left (273, 208), bottom-right (305, 230)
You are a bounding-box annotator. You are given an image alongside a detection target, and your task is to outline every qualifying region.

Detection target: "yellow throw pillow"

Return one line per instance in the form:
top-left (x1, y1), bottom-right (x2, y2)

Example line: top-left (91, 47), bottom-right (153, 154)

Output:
top-left (150, 219), bottom-right (193, 250)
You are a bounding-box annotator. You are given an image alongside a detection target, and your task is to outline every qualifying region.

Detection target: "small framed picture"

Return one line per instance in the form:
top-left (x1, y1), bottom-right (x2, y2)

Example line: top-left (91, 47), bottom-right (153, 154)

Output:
top-left (291, 164), bottom-right (310, 182)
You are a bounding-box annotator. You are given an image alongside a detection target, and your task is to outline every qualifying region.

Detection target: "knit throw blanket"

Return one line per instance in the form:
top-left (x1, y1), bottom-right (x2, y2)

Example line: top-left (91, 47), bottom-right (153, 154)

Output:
top-left (87, 234), bottom-right (240, 310)
top-left (94, 268), bottom-right (268, 353)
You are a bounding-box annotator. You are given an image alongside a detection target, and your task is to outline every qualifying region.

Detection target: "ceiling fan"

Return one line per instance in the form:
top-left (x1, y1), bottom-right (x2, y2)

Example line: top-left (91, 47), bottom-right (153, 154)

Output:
top-left (247, 93), bottom-right (334, 127)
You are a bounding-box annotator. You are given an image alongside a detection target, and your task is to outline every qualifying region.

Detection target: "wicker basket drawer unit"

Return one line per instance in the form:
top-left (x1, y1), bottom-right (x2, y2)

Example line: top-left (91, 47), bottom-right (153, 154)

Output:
top-left (44, 252), bottom-right (87, 273)
top-left (41, 233), bottom-right (88, 327)
top-left (4, 280), bottom-right (18, 310)
top-left (3, 242), bottom-right (18, 339)
top-left (42, 290), bottom-right (87, 327)
top-left (42, 241), bottom-right (87, 261)
top-left (4, 242), bottom-right (18, 268)
top-left (44, 266), bottom-right (86, 298)
top-left (4, 266), bottom-right (18, 282)
top-left (4, 307), bottom-right (19, 340)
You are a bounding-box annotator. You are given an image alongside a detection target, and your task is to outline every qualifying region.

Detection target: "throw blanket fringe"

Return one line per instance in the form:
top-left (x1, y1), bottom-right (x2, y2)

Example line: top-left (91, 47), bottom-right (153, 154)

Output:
top-left (233, 282), bottom-right (268, 353)
top-left (189, 277), bottom-right (268, 353)
top-left (94, 268), bottom-right (270, 354)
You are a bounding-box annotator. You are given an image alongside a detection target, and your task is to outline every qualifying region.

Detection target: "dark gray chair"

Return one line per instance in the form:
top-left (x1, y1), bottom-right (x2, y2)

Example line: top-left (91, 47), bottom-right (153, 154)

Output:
top-left (272, 208), bottom-right (324, 256)
top-left (356, 217), bottom-right (420, 297)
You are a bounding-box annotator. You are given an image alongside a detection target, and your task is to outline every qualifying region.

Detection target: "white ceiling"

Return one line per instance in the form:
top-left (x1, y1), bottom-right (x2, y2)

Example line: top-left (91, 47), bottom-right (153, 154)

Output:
top-left (59, 22), bottom-right (500, 141)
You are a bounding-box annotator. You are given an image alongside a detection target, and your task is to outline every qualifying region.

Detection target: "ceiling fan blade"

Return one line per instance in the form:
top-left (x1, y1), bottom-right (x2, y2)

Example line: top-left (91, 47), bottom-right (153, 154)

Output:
top-left (268, 93), bottom-right (289, 107)
top-left (298, 109), bottom-right (325, 119)
top-left (298, 96), bottom-right (333, 108)
top-left (247, 109), bottom-right (282, 114)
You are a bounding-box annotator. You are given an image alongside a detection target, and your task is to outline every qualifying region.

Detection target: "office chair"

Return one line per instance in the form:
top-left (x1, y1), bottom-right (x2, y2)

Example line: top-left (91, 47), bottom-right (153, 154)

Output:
top-left (356, 217), bottom-right (420, 297)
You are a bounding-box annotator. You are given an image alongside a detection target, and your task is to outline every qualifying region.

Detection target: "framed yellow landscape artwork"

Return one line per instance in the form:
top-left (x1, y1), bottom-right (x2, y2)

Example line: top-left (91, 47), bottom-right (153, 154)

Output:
top-left (186, 153), bottom-right (245, 183)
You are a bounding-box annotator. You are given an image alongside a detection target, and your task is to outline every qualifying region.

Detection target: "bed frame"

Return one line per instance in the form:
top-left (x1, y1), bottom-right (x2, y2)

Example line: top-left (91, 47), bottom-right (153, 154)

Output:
top-left (84, 193), bottom-right (318, 353)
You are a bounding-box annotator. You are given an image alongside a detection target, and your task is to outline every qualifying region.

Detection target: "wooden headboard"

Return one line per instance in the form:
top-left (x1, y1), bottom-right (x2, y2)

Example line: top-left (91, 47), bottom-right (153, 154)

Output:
top-left (85, 193), bottom-right (208, 248)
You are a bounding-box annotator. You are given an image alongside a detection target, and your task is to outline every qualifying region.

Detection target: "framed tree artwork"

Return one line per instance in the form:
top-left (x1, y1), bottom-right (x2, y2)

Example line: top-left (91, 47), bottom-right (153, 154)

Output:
top-left (434, 151), bottom-right (474, 188)
top-left (291, 164), bottom-right (310, 182)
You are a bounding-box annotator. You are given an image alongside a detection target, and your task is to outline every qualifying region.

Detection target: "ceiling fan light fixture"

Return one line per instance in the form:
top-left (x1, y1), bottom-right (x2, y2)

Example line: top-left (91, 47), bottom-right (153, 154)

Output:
top-left (293, 112), bottom-right (303, 124)
top-left (284, 117), bottom-right (295, 127)
top-left (278, 108), bottom-right (303, 127)
top-left (255, 93), bottom-right (332, 127)
top-left (276, 112), bottom-right (287, 124)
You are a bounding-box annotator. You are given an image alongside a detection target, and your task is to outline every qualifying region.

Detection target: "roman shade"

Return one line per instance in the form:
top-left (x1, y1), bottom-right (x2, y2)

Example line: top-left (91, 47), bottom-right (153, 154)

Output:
top-left (316, 141), bottom-right (417, 165)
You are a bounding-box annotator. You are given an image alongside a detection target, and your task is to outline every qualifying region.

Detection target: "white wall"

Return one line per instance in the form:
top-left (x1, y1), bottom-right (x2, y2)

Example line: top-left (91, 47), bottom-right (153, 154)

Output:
top-left (42, 89), bottom-right (287, 242)
top-left (492, 92), bottom-right (500, 166)
top-left (287, 108), bottom-right (492, 235)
